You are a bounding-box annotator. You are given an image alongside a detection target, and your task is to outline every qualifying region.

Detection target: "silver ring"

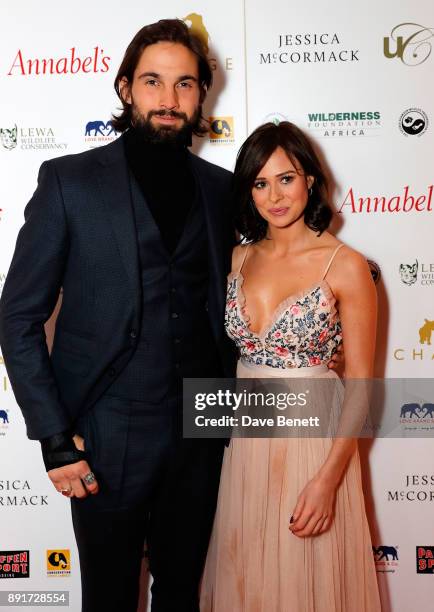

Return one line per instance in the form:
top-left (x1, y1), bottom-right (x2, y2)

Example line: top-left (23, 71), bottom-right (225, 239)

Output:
top-left (82, 472), bottom-right (96, 485)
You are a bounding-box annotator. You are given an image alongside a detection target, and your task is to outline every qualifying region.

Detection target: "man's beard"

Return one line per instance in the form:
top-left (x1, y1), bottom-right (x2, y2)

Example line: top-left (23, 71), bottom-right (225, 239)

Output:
top-left (131, 102), bottom-right (201, 146)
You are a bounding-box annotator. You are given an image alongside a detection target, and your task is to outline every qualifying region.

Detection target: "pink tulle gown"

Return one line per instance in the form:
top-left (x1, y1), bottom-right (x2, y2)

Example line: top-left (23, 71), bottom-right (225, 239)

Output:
top-left (200, 244), bottom-right (381, 612)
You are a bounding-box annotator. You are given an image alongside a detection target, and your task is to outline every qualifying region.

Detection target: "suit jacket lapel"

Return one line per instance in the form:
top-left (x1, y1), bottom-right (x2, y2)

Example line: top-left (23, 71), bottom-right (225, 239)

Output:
top-left (95, 135), bottom-right (141, 301)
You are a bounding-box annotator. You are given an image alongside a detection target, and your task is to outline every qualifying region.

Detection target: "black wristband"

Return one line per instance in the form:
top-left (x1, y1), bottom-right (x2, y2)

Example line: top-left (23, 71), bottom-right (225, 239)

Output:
top-left (40, 430), bottom-right (86, 472)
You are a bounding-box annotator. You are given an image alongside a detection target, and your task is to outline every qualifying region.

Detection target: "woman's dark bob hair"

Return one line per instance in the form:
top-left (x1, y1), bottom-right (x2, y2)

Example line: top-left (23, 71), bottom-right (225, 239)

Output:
top-left (234, 121), bottom-right (332, 243)
top-left (112, 19), bottom-right (212, 134)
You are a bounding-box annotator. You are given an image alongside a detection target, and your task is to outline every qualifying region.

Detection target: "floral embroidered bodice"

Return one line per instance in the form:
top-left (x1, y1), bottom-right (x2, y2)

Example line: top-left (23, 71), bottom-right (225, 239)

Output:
top-left (225, 244), bottom-right (344, 369)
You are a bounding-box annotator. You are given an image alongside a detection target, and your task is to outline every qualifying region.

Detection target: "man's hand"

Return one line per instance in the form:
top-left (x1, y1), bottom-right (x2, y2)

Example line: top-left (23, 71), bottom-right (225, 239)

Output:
top-left (48, 459), bottom-right (99, 498)
top-left (47, 435), bottom-right (98, 498)
top-left (327, 344), bottom-right (344, 374)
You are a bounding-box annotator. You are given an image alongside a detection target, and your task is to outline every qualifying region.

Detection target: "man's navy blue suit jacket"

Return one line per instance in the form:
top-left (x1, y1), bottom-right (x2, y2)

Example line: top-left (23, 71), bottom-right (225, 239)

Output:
top-left (0, 135), bottom-right (235, 440)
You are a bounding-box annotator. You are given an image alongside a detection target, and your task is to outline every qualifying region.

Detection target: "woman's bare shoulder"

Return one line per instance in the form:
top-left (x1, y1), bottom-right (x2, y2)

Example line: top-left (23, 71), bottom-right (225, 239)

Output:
top-left (328, 241), bottom-right (374, 293)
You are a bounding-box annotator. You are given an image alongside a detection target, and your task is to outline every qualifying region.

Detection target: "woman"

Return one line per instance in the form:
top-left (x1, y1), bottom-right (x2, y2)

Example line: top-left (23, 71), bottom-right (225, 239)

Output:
top-left (200, 122), bottom-right (381, 611)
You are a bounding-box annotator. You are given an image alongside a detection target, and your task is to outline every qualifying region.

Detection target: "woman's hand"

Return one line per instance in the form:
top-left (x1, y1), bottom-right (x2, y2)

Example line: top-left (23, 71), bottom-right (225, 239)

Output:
top-left (289, 474), bottom-right (337, 537)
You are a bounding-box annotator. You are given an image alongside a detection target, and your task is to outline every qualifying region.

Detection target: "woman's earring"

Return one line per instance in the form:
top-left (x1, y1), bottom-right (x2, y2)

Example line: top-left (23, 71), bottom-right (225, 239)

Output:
top-left (308, 187), bottom-right (313, 197)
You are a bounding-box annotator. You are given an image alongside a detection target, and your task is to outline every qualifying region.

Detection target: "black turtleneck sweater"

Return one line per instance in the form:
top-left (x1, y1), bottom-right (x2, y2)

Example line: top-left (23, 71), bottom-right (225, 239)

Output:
top-left (123, 127), bottom-right (196, 255)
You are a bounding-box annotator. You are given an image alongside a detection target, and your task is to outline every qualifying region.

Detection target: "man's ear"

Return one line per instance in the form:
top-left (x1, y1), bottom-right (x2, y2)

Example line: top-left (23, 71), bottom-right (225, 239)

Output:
top-left (119, 77), bottom-right (132, 104)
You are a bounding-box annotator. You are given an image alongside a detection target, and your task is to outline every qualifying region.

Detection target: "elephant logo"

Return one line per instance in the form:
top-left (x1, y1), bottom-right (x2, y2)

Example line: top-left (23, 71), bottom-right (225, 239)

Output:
top-left (47, 549), bottom-right (71, 575)
top-left (399, 260), bottom-right (418, 285)
top-left (0, 409), bottom-right (9, 424)
top-left (419, 319), bottom-right (434, 345)
top-left (421, 403), bottom-right (434, 418)
top-left (209, 117), bottom-right (234, 142)
top-left (400, 403), bottom-right (421, 419)
top-left (0, 125), bottom-right (18, 150)
top-left (373, 546), bottom-right (399, 561)
top-left (183, 13), bottom-right (210, 54)
top-left (400, 402), bottom-right (434, 421)
top-left (85, 120), bottom-right (119, 137)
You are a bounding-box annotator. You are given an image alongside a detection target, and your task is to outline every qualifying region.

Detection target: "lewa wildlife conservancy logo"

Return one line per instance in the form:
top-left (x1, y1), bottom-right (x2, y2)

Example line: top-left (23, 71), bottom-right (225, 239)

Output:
top-left (0, 124), bottom-right (67, 151)
top-left (307, 111), bottom-right (381, 138)
top-left (183, 13), bottom-right (233, 72)
top-left (209, 117), bottom-right (235, 144)
top-left (394, 318), bottom-right (434, 362)
top-left (417, 546), bottom-right (434, 573)
top-left (388, 474), bottom-right (434, 503)
top-left (384, 23), bottom-right (434, 66)
top-left (399, 108), bottom-right (428, 137)
top-left (84, 119), bottom-right (120, 149)
top-left (260, 32), bottom-right (359, 65)
top-left (399, 260), bottom-right (434, 287)
top-left (46, 550), bottom-right (71, 577)
top-left (372, 546), bottom-right (399, 573)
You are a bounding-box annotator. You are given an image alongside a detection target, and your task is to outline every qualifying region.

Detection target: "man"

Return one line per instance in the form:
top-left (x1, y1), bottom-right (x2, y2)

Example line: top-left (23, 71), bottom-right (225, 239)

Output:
top-left (0, 19), bottom-right (235, 612)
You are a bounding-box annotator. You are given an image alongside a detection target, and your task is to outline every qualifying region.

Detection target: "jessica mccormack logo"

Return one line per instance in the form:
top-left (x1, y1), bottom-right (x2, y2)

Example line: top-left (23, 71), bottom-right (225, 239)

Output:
top-left (260, 32), bottom-right (360, 65)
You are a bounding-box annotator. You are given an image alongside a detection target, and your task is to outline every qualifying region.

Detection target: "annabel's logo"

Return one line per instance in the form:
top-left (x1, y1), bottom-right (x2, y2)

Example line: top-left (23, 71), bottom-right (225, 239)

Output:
top-left (384, 23), bottom-right (434, 66)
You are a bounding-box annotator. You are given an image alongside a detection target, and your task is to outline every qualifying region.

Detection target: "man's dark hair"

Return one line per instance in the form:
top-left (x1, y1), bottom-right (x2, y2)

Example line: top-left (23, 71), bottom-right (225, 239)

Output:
top-left (234, 121), bottom-right (332, 243)
top-left (112, 19), bottom-right (212, 135)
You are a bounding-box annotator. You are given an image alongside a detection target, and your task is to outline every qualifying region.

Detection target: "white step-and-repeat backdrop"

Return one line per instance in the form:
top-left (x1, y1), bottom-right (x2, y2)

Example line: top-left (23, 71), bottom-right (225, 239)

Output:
top-left (0, 1), bottom-right (433, 610)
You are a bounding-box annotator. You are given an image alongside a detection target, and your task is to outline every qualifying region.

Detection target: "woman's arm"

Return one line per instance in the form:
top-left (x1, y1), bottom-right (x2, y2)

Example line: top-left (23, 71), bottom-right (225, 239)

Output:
top-left (290, 247), bottom-right (377, 537)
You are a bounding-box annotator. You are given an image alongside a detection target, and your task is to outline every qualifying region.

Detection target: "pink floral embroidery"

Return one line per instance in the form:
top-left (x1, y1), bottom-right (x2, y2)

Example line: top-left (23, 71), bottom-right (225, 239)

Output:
top-left (275, 346), bottom-right (289, 357)
top-left (319, 330), bottom-right (328, 343)
top-left (225, 275), bottom-right (342, 369)
top-left (309, 356), bottom-right (321, 366)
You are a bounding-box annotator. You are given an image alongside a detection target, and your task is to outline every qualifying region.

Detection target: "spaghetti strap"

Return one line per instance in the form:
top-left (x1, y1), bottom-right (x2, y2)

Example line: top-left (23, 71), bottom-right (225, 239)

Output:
top-left (322, 243), bottom-right (345, 280)
top-left (237, 244), bottom-right (251, 274)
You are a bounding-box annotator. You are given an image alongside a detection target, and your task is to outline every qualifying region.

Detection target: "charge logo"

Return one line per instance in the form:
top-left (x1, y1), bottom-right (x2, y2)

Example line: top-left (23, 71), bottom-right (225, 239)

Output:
top-left (47, 550), bottom-right (71, 577)
top-left (209, 117), bottom-right (235, 144)
top-left (416, 546), bottom-right (434, 573)
top-left (0, 551), bottom-right (30, 578)
top-left (183, 13), bottom-right (210, 54)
